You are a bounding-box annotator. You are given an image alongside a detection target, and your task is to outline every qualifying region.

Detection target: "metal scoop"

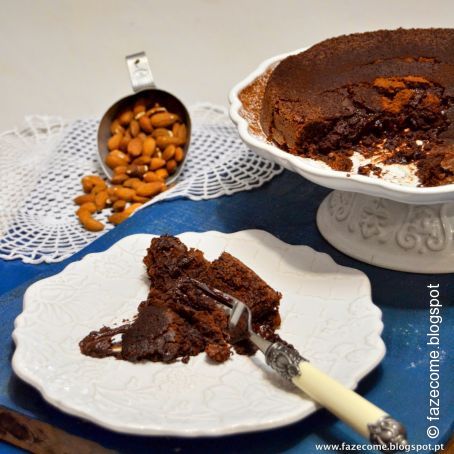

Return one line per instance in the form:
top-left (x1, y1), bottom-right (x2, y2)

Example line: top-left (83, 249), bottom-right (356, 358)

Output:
top-left (190, 279), bottom-right (408, 451)
top-left (97, 52), bottom-right (191, 184)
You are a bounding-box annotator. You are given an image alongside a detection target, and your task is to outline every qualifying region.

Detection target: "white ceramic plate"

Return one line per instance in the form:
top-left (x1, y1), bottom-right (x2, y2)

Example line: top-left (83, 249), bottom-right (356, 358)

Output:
top-left (229, 49), bottom-right (454, 204)
top-left (13, 230), bottom-right (385, 436)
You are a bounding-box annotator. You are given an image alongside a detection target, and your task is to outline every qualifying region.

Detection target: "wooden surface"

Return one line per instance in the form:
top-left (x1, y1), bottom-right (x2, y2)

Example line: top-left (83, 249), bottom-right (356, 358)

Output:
top-left (0, 405), bottom-right (113, 453)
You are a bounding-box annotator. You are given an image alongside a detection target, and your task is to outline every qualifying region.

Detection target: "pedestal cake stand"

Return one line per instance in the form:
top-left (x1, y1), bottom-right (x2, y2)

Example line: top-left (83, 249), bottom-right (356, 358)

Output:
top-left (230, 50), bottom-right (454, 274)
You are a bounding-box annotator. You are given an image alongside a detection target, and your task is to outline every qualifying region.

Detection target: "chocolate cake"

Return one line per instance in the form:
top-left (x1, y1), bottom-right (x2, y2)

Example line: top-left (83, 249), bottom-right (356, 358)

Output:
top-left (80, 236), bottom-right (282, 363)
top-left (259, 28), bottom-right (454, 186)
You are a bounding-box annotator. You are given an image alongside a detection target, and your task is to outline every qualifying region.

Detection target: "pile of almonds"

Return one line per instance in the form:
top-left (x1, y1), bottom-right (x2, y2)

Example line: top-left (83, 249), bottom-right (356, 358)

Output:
top-left (75, 100), bottom-right (187, 231)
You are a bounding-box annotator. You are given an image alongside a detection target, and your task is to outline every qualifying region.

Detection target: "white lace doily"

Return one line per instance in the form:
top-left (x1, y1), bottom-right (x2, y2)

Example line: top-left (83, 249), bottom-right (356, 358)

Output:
top-left (0, 104), bottom-right (282, 264)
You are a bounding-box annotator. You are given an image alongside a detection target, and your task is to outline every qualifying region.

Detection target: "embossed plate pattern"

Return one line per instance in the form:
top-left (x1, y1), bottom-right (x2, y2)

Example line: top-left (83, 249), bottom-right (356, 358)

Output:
top-left (12, 230), bottom-right (385, 436)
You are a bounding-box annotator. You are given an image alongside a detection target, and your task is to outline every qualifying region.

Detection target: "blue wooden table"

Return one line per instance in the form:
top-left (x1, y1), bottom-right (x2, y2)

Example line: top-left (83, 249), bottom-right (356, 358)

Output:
top-left (0, 171), bottom-right (452, 453)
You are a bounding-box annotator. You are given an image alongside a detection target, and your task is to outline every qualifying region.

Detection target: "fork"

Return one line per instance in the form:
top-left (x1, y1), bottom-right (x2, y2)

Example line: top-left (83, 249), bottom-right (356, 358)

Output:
top-left (191, 279), bottom-right (408, 451)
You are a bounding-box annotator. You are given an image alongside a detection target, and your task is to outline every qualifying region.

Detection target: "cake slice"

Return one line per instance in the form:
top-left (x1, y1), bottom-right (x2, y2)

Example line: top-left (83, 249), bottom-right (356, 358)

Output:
top-left (121, 304), bottom-right (205, 363)
top-left (80, 235), bottom-right (282, 364)
top-left (208, 252), bottom-right (281, 332)
top-left (143, 234), bottom-right (210, 292)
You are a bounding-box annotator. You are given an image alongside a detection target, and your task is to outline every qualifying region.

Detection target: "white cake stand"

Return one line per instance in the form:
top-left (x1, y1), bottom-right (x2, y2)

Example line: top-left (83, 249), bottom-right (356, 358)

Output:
top-left (229, 49), bottom-right (454, 274)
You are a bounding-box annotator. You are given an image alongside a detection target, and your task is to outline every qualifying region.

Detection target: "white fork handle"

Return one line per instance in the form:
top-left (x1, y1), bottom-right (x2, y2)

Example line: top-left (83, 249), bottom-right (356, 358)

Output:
top-left (294, 361), bottom-right (386, 439)
top-left (264, 343), bottom-right (407, 447)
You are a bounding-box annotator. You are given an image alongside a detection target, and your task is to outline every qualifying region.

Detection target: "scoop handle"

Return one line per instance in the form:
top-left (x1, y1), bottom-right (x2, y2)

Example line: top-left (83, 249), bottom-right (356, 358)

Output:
top-left (125, 52), bottom-right (156, 92)
top-left (265, 342), bottom-right (408, 448)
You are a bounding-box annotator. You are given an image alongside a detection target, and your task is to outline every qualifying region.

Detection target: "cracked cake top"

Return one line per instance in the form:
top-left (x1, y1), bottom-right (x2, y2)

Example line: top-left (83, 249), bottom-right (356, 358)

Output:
top-left (258, 28), bottom-right (454, 186)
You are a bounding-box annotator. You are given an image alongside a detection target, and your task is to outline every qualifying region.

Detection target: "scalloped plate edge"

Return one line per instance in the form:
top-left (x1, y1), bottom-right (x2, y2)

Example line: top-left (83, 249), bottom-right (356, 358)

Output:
top-left (12, 230), bottom-right (385, 437)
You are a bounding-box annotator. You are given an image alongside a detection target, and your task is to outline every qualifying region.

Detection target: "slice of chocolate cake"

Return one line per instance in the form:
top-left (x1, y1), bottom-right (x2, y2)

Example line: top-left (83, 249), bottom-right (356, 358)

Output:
top-left (79, 304), bottom-right (206, 364)
top-left (80, 235), bottom-right (282, 364)
top-left (143, 234), bottom-right (210, 292)
top-left (259, 28), bottom-right (454, 186)
top-left (207, 252), bottom-right (281, 342)
top-left (120, 304), bottom-right (205, 363)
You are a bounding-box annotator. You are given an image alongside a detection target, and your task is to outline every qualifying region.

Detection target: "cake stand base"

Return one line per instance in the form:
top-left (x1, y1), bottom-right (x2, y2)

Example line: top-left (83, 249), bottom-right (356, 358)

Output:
top-left (317, 191), bottom-right (454, 274)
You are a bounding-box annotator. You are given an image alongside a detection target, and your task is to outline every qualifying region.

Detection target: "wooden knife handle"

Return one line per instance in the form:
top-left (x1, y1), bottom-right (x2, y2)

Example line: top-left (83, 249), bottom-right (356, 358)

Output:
top-left (0, 405), bottom-right (115, 454)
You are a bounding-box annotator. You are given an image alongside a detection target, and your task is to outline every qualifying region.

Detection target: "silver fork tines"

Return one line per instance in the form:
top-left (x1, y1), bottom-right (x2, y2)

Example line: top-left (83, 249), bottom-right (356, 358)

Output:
top-left (190, 279), bottom-right (272, 353)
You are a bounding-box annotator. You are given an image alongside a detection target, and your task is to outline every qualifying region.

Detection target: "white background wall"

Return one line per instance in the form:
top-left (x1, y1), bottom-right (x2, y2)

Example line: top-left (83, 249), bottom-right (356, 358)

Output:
top-left (0, 0), bottom-right (452, 130)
